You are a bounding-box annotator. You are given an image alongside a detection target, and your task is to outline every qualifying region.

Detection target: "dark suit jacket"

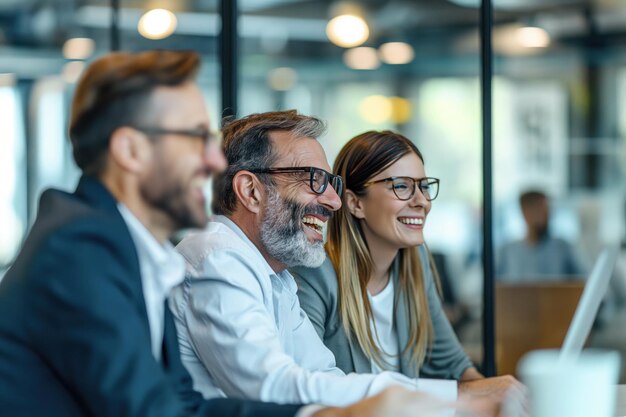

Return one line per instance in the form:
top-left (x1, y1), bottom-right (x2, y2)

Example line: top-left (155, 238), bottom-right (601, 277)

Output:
top-left (0, 176), bottom-right (301, 417)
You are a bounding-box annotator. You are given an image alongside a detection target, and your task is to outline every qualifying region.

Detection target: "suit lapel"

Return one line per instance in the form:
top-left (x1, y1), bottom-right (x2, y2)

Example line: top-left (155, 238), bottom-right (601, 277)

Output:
top-left (74, 175), bottom-right (151, 333)
top-left (161, 306), bottom-right (176, 370)
top-left (349, 333), bottom-right (372, 373)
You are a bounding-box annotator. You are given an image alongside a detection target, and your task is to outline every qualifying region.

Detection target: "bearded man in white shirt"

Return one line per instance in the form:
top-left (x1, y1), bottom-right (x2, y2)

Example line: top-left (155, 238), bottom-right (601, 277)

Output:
top-left (170, 110), bottom-right (523, 416)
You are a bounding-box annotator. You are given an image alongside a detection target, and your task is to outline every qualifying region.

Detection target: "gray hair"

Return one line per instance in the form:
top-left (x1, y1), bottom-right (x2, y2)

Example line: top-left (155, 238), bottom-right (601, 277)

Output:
top-left (212, 110), bottom-right (326, 215)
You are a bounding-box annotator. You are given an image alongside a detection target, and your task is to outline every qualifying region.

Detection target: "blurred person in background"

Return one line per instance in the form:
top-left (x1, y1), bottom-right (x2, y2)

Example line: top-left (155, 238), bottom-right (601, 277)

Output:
top-left (497, 190), bottom-right (584, 281)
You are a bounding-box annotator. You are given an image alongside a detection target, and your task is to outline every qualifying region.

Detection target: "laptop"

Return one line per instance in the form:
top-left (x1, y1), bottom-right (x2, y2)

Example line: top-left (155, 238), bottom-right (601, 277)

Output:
top-left (559, 246), bottom-right (619, 361)
top-left (505, 248), bottom-right (621, 417)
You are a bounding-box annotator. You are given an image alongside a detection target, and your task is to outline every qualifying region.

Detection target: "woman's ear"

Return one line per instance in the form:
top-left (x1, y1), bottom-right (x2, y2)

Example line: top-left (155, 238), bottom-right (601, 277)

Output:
top-left (345, 189), bottom-right (365, 219)
top-left (232, 171), bottom-right (264, 214)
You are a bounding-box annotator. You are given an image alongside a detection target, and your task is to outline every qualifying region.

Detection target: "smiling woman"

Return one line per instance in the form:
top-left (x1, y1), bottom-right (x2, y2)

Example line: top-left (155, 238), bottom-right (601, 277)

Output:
top-left (291, 130), bottom-right (479, 383)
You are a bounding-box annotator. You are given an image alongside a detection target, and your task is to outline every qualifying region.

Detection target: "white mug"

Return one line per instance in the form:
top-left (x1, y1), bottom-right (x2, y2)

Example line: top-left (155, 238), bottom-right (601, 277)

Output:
top-left (518, 349), bottom-right (620, 417)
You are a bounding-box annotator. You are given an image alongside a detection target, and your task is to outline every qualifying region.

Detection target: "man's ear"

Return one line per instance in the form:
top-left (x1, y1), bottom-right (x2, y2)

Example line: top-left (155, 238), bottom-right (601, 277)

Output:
top-left (345, 189), bottom-right (365, 219)
top-left (108, 127), bottom-right (151, 174)
top-left (233, 171), bottom-right (264, 214)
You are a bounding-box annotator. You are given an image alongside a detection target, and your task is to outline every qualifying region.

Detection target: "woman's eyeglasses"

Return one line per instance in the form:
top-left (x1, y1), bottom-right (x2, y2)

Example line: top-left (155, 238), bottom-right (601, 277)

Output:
top-left (364, 176), bottom-right (440, 201)
top-left (246, 167), bottom-right (344, 197)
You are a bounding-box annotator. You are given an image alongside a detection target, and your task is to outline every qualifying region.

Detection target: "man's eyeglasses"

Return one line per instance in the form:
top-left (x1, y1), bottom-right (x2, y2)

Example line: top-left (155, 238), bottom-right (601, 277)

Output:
top-left (364, 176), bottom-right (440, 201)
top-left (134, 126), bottom-right (220, 146)
top-left (246, 167), bottom-right (344, 197)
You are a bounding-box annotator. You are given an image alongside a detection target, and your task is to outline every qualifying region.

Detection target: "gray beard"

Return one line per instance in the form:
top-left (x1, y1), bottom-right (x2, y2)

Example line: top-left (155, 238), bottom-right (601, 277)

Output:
top-left (259, 189), bottom-right (327, 268)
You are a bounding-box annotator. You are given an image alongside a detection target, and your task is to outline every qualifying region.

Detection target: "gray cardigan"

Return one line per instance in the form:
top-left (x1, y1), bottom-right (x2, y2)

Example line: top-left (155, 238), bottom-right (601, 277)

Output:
top-left (291, 245), bottom-right (472, 380)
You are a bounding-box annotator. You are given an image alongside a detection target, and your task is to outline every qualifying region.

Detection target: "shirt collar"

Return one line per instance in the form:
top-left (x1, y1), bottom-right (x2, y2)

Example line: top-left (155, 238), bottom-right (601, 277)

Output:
top-left (117, 204), bottom-right (186, 293)
top-left (214, 215), bottom-right (292, 282)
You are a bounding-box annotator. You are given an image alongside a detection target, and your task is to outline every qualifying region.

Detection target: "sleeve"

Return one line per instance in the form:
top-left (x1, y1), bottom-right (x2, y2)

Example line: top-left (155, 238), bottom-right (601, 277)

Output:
top-left (163, 308), bottom-right (303, 417)
top-left (27, 224), bottom-right (300, 417)
top-left (291, 266), bottom-right (329, 340)
top-left (419, 250), bottom-right (474, 380)
top-left (178, 249), bottom-right (420, 407)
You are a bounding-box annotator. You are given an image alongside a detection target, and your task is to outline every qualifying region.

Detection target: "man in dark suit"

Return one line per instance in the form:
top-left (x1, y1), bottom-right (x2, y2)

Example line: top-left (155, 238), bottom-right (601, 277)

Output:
top-left (0, 50), bottom-right (441, 417)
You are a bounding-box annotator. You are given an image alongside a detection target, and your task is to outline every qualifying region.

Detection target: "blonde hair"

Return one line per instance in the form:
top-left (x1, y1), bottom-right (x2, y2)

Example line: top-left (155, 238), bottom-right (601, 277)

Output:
top-left (326, 130), bottom-right (437, 370)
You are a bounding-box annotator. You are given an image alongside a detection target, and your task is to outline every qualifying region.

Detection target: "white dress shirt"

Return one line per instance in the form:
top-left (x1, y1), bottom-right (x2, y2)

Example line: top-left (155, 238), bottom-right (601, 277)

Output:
top-left (170, 215), bottom-right (455, 407)
top-left (118, 206), bottom-right (320, 417)
top-left (118, 204), bottom-right (186, 361)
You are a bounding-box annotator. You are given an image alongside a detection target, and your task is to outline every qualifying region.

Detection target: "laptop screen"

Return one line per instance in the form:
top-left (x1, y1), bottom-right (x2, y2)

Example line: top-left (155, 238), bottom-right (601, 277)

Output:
top-left (559, 247), bottom-right (618, 360)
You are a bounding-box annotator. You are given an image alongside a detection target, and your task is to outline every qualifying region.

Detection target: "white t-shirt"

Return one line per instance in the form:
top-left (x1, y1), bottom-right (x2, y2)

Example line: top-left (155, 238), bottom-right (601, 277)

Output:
top-left (368, 277), bottom-right (457, 406)
top-left (369, 278), bottom-right (400, 373)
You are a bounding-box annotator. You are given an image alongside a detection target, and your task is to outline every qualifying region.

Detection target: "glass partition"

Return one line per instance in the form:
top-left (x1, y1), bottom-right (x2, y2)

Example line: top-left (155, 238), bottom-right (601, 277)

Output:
top-left (492, 0), bottom-right (626, 380)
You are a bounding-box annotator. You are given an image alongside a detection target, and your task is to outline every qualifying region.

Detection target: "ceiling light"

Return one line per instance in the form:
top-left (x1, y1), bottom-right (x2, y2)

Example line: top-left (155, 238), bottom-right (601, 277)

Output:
top-left (326, 14), bottom-right (369, 48)
top-left (516, 26), bottom-right (550, 48)
top-left (62, 38), bottom-right (95, 60)
top-left (359, 95), bottom-right (392, 124)
top-left (378, 42), bottom-right (414, 65)
top-left (343, 47), bottom-right (380, 70)
top-left (389, 97), bottom-right (412, 124)
top-left (138, 9), bottom-right (177, 40)
top-left (267, 67), bottom-right (298, 91)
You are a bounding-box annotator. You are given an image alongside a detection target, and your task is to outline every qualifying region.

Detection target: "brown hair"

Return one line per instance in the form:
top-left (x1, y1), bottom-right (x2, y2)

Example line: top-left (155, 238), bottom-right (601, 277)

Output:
top-left (327, 130), bottom-right (437, 369)
top-left (212, 110), bottom-right (326, 215)
top-left (69, 50), bottom-right (200, 175)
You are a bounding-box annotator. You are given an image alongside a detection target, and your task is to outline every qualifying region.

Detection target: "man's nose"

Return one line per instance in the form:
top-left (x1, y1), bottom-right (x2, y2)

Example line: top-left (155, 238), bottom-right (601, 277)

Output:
top-left (319, 183), bottom-right (342, 211)
top-left (205, 141), bottom-right (227, 174)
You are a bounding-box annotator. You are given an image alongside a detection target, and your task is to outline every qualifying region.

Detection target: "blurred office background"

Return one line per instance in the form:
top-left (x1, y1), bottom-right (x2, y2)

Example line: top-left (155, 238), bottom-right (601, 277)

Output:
top-left (1, 0), bottom-right (626, 379)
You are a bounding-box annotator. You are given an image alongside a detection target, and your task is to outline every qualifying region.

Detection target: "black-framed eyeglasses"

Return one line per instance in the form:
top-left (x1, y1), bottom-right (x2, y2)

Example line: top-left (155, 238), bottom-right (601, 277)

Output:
top-left (364, 176), bottom-right (440, 201)
top-left (134, 126), bottom-right (220, 146)
top-left (246, 167), bottom-right (344, 197)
